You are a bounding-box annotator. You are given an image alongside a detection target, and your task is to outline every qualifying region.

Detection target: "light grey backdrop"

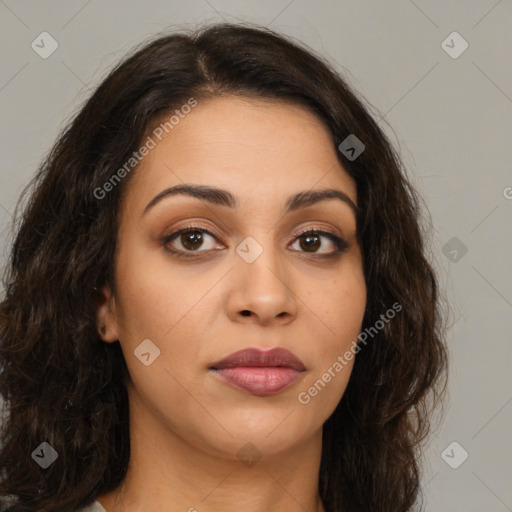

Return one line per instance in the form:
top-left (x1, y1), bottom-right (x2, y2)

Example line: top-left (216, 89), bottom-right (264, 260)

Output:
top-left (1, 1), bottom-right (511, 511)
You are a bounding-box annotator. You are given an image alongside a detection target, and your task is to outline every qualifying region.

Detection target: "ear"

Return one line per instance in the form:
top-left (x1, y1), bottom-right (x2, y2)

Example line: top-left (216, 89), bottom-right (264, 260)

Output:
top-left (95, 285), bottom-right (120, 343)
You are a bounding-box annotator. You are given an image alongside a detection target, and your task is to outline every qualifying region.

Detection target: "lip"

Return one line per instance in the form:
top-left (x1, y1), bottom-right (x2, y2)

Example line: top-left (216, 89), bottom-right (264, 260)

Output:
top-left (209, 347), bottom-right (306, 396)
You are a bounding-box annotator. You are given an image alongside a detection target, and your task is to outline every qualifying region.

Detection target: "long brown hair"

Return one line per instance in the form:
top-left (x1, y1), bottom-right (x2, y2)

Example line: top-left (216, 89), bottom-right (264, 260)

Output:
top-left (0, 22), bottom-right (448, 512)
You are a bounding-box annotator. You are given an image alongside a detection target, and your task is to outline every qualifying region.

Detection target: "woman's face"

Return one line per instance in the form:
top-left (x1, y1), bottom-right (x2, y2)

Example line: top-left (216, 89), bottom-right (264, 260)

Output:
top-left (98, 95), bottom-right (366, 461)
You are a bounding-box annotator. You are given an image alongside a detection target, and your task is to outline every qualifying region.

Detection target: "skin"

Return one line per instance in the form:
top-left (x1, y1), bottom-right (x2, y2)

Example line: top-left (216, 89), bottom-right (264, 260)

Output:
top-left (96, 95), bottom-right (367, 512)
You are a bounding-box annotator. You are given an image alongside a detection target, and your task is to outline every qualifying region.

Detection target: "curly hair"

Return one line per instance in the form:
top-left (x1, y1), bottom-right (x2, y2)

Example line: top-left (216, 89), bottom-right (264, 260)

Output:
top-left (0, 22), bottom-right (448, 512)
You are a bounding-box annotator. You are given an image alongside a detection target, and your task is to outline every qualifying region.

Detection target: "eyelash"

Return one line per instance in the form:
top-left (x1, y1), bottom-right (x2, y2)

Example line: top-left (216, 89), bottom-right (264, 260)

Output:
top-left (161, 223), bottom-right (349, 259)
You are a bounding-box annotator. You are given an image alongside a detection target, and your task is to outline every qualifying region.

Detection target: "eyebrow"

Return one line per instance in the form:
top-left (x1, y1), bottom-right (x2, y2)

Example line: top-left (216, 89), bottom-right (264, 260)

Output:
top-left (142, 183), bottom-right (358, 217)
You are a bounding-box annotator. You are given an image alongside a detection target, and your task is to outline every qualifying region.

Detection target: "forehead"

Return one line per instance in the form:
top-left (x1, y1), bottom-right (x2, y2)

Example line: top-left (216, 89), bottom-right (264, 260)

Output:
top-left (123, 95), bottom-right (357, 210)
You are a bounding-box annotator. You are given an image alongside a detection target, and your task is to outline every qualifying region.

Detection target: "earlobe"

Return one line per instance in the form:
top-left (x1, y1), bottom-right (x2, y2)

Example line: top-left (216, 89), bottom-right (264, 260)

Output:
top-left (95, 285), bottom-right (119, 343)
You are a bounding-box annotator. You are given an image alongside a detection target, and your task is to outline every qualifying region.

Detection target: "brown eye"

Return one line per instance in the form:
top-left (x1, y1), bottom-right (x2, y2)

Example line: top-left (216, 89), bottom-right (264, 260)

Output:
top-left (290, 230), bottom-right (348, 256)
top-left (162, 225), bottom-right (223, 258)
top-left (179, 230), bottom-right (204, 251)
top-left (299, 233), bottom-right (321, 252)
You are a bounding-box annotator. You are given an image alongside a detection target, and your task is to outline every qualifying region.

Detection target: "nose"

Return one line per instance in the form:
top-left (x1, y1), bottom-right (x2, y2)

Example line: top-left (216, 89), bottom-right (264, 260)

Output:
top-left (225, 237), bottom-right (298, 326)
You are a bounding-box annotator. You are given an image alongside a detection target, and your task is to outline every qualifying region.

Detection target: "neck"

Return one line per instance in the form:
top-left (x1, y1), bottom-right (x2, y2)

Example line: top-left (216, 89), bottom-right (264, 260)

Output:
top-left (97, 382), bottom-right (326, 512)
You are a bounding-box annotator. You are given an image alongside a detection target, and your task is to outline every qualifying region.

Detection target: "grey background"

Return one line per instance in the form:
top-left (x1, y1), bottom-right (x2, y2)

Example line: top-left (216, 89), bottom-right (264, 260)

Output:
top-left (1, 1), bottom-right (511, 511)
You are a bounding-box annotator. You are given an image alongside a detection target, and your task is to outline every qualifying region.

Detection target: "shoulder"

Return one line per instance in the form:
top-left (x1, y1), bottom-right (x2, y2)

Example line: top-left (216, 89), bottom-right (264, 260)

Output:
top-left (75, 500), bottom-right (108, 512)
top-left (0, 501), bottom-right (107, 512)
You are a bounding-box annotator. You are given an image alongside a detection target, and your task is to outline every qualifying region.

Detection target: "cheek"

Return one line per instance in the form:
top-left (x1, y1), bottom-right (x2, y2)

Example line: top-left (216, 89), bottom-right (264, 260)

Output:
top-left (314, 272), bottom-right (367, 350)
top-left (113, 247), bottom-right (218, 391)
top-left (114, 245), bottom-right (200, 337)
top-left (297, 271), bottom-right (365, 406)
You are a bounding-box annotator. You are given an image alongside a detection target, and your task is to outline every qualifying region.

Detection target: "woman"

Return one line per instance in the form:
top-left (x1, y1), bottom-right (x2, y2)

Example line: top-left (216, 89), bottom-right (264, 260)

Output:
top-left (0, 22), bottom-right (448, 512)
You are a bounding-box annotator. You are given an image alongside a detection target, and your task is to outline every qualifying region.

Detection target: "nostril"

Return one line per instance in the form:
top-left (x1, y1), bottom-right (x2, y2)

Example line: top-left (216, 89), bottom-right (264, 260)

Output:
top-left (241, 310), bottom-right (251, 316)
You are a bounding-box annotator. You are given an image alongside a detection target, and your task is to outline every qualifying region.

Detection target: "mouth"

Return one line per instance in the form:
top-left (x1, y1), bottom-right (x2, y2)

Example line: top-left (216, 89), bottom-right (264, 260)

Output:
top-left (209, 347), bottom-right (306, 396)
